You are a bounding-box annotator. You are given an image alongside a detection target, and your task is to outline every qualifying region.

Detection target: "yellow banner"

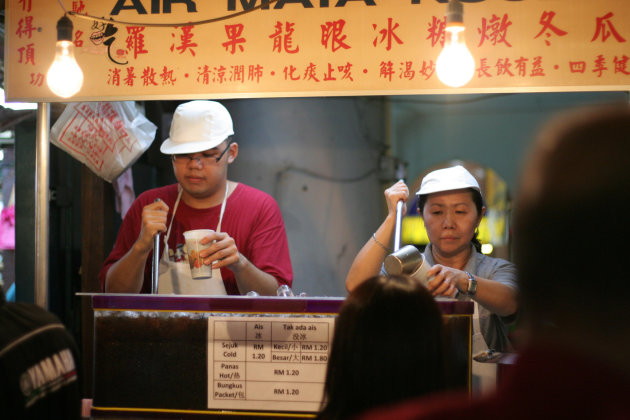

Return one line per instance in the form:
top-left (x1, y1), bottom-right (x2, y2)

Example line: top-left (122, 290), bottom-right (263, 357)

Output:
top-left (5, 0), bottom-right (630, 102)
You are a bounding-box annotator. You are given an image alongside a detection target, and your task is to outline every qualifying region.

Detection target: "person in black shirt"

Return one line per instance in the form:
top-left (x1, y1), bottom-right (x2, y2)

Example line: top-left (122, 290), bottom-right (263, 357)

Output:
top-left (0, 287), bottom-right (81, 419)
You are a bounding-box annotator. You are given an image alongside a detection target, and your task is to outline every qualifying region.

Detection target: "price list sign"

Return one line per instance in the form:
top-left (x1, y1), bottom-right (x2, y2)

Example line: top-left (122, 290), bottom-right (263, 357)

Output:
top-left (208, 315), bottom-right (335, 413)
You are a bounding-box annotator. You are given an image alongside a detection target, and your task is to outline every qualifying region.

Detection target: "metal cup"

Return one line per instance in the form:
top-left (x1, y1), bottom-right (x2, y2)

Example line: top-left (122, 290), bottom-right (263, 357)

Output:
top-left (384, 244), bottom-right (423, 275)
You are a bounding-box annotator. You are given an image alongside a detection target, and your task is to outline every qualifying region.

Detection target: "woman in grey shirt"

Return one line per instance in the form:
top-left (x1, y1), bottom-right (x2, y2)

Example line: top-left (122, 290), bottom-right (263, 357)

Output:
top-left (346, 165), bottom-right (518, 354)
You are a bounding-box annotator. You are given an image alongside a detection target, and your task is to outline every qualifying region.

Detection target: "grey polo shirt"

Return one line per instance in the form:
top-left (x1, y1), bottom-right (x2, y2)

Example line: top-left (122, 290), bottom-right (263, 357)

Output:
top-left (422, 243), bottom-right (518, 353)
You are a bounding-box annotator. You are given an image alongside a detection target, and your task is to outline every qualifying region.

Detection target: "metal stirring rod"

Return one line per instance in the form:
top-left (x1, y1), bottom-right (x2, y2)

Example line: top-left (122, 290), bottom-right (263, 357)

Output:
top-left (151, 198), bottom-right (161, 294)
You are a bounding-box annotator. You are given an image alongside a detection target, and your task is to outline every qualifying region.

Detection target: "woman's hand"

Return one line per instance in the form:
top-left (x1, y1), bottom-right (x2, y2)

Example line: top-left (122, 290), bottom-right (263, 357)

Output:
top-left (425, 264), bottom-right (466, 298)
top-left (384, 180), bottom-right (409, 217)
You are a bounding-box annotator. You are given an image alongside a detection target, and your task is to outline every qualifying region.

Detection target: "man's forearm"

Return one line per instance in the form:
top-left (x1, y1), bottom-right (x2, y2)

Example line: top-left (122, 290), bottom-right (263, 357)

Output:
top-left (230, 253), bottom-right (282, 296)
top-left (105, 243), bottom-right (151, 293)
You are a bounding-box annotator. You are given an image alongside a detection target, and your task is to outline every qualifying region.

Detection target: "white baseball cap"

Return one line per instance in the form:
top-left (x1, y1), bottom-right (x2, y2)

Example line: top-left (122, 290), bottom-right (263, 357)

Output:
top-left (160, 100), bottom-right (234, 154)
top-left (416, 165), bottom-right (481, 196)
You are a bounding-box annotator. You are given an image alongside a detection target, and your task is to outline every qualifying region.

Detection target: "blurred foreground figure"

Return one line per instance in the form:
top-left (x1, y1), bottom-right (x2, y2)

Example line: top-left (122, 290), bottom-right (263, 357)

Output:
top-left (318, 275), bottom-right (445, 420)
top-left (360, 105), bottom-right (630, 420)
top-left (0, 288), bottom-right (81, 419)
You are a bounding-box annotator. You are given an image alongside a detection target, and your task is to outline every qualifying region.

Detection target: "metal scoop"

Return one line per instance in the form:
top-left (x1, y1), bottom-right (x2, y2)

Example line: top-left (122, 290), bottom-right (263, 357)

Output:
top-left (384, 197), bottom-right (424, 277)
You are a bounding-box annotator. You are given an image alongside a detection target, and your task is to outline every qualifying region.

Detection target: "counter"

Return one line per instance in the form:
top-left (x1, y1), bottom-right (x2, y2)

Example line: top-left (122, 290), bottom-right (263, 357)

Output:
top-left (88, 294), bottom-right (473, 418)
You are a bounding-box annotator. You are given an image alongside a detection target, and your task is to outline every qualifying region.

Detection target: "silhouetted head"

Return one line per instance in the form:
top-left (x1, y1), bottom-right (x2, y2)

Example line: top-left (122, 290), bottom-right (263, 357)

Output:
top-left (318, 274), bottom-right (444, 420)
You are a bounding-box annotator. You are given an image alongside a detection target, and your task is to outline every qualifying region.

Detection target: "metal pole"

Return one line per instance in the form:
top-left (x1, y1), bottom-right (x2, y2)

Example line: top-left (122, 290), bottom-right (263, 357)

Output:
top-left (394, 200), bottom-right (403, 252)
top-left (152, 233), bottom-right (160, 294)
top-left (35, 102), bottom-right (50, 309)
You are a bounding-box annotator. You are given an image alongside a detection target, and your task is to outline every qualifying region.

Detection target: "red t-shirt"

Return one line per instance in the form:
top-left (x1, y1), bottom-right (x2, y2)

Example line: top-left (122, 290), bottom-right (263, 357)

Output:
top-left (98, 183), bottom-right (293, 295)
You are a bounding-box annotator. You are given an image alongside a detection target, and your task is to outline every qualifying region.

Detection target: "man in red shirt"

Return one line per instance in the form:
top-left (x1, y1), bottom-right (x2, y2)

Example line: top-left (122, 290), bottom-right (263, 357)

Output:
top-left (99, 101), bottom-right (292, 295)
top-left (360, 105), bottom-right (630, 420)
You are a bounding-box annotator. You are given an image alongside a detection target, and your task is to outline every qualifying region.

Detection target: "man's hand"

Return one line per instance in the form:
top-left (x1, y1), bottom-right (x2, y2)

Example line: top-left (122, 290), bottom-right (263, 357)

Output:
top-left (136, 200), bottom-right (169, 253)
top-left (199, 231), bottom-right (241, 269)
top-left (198, 231), bottom-right (280, 295)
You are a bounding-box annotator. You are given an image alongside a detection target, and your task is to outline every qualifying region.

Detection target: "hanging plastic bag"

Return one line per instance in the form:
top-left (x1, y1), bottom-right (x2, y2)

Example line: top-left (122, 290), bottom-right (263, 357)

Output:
top-left (50, 102), bottom-right (157, 182)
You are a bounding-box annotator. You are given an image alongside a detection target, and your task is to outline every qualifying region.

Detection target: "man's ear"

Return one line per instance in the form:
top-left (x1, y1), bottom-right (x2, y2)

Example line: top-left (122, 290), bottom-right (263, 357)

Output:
top-left (227, 142), bottom-right (238, 164)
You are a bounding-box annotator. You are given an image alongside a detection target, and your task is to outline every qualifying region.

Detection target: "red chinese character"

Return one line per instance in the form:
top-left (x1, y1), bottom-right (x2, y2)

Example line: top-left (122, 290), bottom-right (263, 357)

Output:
top-left (419, 60), bottom-right (435, 80)
top-left (478, 14), bottom-right (512, 47)
top-left (72, 1), bottom-right (86, 13)
top-left (29, 72), bottom-right (44, 86)
top-left (19, 0), bottom-right (31, 12)
top-left (399, 61), bottom-right (415, 80)
top-left (214, 66), bottom-right (227, 83)
top-left (477, 58), bottom-right (492, 78)
top-left (337, 62), bottom-right (353, 81)
top-left (372, 18), bottom-right (403, 51)
top-left (592, 54), bottom-right (607, 77)
top-left (534, 11), bottom-right (568, 46)
top-left (74, 30), bottom-right (84, 48)
top-left (321, 20), bottom-right (350, 52)
top-left (613, 55), bottom-right (630, 75)
top-left (379, 61), bottom-right (395, 81)
top-left (248, 65), bottom-right (264, 83)
top-left (108, 68), bottom-right (122, 86)
top-left (270, 21), bottom-right (299, 54)
top-left (515, 57), bottom-right (528, 77)
top-left (591, 12), bottom-right (626, 43)
top-left (231, 65), bottom-right (246, 83)
top-left (170, 26), bottom-right (198, 56)
top-left (531, 56), bottom-right (545, 76)
top-left (16, 16), bottom-right (36, 39)
top-left (17, 43), bottom-right (36, 65)
top-left (323, 63), bottom-right (336, 81)
top-left (160, 66), bottom-right (177, 85)
top-left (124, 67), bottom-right (136, 86)
top-left (223, 24), bottom-right (246, 54)
top-left (284, 65), bottom-right (301, 80)
top-left (303, 63), bottom-right (320, 82)
top-left (426, 16), bottom-right (446, 48)
top-left (569, 61), bottom-right (586, 73)
top-left (126, 27), bottom-right (149, 59)
top-left (495, 58), bottom-right (514, 76)
top-left (197, 65), bottom-right (211, 84)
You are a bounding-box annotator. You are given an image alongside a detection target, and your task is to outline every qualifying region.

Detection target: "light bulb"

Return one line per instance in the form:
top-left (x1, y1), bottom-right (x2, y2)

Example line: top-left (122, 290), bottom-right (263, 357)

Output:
top-left (46, 40), bottom-right (84, 98)
top-left (436, 26), bottom-right (475, 87)
top-left (435, 0), bottom-right (475, 88)
top-left (46, 16), bottom-right (83, 98)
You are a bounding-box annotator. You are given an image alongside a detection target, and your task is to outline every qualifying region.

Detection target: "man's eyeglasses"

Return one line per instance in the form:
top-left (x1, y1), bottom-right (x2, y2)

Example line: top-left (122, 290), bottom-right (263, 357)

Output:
top-left (172, 141), bottom-right (233, 166)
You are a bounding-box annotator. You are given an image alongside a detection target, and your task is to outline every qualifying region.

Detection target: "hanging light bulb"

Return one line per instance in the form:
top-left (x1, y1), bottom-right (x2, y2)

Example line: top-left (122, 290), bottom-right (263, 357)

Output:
top-left (436, 0), bottom-right (475, 88)
top-left (46, 15), bottom-right (84, 98)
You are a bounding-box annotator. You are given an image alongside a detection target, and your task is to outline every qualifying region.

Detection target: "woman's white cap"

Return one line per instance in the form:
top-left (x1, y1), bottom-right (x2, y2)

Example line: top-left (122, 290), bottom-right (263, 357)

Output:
top-left (160, 100), bottom-right (234, 154)
top-left (416, 165), bottom-right (481, 196)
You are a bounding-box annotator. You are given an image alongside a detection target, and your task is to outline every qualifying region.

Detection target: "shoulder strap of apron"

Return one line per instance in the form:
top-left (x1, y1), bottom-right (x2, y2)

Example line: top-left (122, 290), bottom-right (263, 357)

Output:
top-left (216, 183), bottom-right (229, 233)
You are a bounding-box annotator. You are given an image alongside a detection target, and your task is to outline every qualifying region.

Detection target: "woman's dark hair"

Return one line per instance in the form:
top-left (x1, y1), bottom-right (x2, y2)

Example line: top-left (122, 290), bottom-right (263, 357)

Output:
top-left (418, 188), bottom-right (484, 252)
top-left (317, 275), bottom-right (444, 420)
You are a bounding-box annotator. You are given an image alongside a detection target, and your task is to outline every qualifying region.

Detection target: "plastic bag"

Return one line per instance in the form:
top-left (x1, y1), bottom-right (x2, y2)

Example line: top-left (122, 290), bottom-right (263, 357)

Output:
top-left (50, 102), bottom-right (157, 182)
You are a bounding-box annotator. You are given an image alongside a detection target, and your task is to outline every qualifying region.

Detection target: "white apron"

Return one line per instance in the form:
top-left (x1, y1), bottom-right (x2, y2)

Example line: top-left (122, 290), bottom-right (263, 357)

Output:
top-left (157, 186), bottom-right (228, 295)
top-left (471, 301), bottom-right (498, 396)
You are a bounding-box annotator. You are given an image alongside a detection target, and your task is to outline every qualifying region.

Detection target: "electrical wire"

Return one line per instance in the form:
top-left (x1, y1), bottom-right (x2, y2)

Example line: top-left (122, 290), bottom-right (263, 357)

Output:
top-left (277, 165), bottom-right (378, 184)
top-left (57, 0), bottom-right (279, 28)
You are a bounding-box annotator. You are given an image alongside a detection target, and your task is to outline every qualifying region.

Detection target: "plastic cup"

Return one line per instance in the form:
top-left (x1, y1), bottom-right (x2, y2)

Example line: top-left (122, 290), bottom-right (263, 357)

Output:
top-left (409, 255), bottom-right (434, 287)
top-left (183, 229), bottom-right (214, 279)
